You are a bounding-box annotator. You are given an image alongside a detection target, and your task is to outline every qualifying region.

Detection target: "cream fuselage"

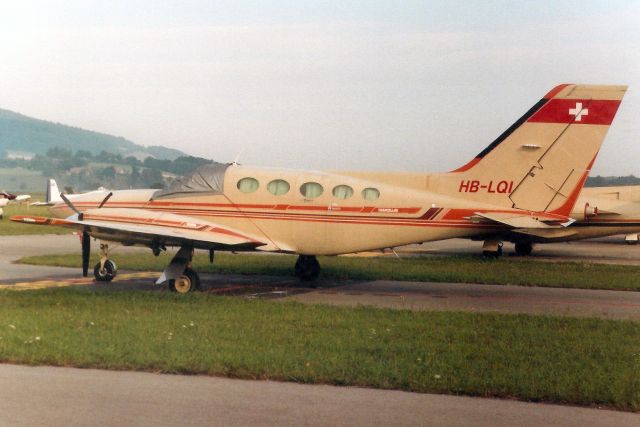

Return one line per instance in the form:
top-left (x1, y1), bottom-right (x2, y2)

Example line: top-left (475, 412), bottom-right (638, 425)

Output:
top-left (49, 165), bottom-right (509, 255)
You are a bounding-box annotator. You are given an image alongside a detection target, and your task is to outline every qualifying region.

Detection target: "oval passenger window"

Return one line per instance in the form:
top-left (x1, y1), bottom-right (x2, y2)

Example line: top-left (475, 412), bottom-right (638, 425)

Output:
top-left (267, 179), bottom-right (290, 196)
top-left (237, 177), bottom-right (259, 193)
top-left (362, 187), bottom-right (380, 201)
top-left (300, 182), bottom-right (323, 198)
top-left (332, 185), bottom-right (354, 200)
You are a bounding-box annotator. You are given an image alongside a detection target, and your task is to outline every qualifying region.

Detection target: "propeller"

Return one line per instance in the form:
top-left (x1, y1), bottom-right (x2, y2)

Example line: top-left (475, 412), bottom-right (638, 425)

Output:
top-left (82, 230), bottom-right (90, 277)
top-left (62, 191), bottom-right (111, 277)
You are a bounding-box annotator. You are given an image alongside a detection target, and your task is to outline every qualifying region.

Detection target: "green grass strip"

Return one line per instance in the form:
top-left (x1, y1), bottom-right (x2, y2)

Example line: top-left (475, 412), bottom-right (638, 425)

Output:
top-left (0, 288), bottom-right (638, 411)
top-left (19, 251), bottom-right (640, 291)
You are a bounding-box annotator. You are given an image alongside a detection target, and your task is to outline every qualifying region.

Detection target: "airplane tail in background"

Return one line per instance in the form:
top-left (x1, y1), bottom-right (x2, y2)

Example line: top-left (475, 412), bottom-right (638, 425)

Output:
top-left (431, 84), bottom-right (627, 216)
top-left (46, 179), bottom-right (62, 204)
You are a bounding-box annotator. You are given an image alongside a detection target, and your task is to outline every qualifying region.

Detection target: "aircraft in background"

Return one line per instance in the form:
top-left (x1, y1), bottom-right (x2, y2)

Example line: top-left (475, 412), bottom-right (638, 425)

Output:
top-left (31, 179), bottom-right (109, 206)
top-left (12, 84), bottom-right (627, 292)
top-left (487, 185), bottom-right (640, 255)
top-left (0, 191), bottom-right (31, 219)
top-left (581, 186), bottom-right (640, 244)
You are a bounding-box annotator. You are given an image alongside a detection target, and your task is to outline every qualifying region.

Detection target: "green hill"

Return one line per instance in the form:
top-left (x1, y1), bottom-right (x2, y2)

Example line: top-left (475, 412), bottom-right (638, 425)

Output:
top-left (0, 108), bottom-right (185, 160)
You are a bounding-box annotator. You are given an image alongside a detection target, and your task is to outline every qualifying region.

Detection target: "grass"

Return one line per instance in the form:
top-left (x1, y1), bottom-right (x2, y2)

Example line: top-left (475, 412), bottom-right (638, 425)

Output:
top-left (0, 288), bottom-right (638, 411)
top-left (0, 202), bottom-right (69, 235)
top-left (19, 251), bottom-right (640, 291)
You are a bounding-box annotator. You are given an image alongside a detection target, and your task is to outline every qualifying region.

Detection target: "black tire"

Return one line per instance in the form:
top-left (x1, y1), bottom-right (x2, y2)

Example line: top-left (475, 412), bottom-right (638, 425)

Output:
top-left (482, 248), bottom-right (502, 259)
top-left (94, 259), bottom-right (117, 282)
top-left (295, 255), bottom-right (320, 282)
top-left (169, 268), bottom-right (200, 293)
top-left (514, 241), bottom-right (533, 256)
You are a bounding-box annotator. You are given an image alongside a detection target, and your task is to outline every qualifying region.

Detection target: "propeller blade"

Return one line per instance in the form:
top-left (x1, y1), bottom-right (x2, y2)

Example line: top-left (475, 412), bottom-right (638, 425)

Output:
top-left (60, 193), bottom-right (84, 220)
top-left (82, 231), bottom-right (90, 277)
top-left (98, 192), bottom-right (113, 209)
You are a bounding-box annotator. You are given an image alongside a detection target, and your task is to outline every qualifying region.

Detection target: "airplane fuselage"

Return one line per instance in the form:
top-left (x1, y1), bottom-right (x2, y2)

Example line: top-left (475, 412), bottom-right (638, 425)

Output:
top-left (49, 165), bottom-right (513, 255)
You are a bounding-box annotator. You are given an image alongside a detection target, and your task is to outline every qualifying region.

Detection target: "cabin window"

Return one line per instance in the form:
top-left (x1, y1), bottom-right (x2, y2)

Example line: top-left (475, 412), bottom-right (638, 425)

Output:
top-left (332, 185), bottom-right (354, 200)
top-left (300, 182), bottom-right (323, 198)
top-left (362, 187), bottom-right (380, 201)
top-left (237, 177), bottom-right (259, 193)
top-left (267, 179), bottom-right (290, 196)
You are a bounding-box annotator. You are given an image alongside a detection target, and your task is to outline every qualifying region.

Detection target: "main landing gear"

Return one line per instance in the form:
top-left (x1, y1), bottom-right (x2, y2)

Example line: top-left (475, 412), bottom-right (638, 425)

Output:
top-left (169, 267), bottom-right (200, 294)
top-left (514, 240), bottom-right (534, 256)
top-left (156, 246), bottom-right (201, 294)
top-left (482, 240), bottom-right (503, 258)
top-left (295, 255), bottom-right (320, 281)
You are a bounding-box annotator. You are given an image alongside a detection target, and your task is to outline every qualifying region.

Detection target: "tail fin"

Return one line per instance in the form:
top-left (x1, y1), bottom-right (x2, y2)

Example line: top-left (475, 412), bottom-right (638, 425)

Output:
top-left (433, 84), bottom-right (627, 215)
top-left (46, 179), bottom-right (62, 204)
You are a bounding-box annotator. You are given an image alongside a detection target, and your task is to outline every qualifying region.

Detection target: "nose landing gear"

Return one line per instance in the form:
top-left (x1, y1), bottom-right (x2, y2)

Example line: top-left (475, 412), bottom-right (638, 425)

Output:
top-left (93, 242), bottom-right (118, 282)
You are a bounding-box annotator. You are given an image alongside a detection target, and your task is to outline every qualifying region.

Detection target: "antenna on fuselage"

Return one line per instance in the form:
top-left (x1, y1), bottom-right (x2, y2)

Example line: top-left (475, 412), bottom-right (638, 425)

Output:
top-left (232, 150), bottom-right (244, 166)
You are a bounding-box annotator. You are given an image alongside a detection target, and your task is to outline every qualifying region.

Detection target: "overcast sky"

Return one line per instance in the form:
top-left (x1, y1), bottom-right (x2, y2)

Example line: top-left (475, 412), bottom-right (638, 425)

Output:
top-left (0, 1), bottom-right (638, 175)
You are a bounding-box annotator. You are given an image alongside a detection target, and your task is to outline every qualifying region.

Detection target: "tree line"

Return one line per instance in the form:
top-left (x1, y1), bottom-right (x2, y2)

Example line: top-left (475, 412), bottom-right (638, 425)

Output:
top-left (0, 147), bottom-right (212, 192)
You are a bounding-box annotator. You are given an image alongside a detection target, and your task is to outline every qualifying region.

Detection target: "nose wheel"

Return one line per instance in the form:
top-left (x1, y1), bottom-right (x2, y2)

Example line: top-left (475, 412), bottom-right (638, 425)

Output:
top-left (93, 243), bottom-right (117, 281)
top-left (94, 259), bottom-right (117, 281)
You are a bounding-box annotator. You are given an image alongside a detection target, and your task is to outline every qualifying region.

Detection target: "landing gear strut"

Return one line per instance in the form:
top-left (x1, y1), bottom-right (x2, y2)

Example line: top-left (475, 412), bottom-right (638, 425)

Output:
top-left (294, 255), bottom-right (320, 281)
top-left (94, 242), bottom-right (117, 281)
top-left (514, 240), bottom-right (534, 256)
top-left (482, 240), bottom-right (503, 258)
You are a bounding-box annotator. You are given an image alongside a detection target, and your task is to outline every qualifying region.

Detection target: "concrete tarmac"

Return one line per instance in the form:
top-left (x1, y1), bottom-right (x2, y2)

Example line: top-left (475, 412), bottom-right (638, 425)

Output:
top-left (1, 364), bottom-right (638, 427)
top-left (414, 236), bottom-right (640, 265)
top-left (1, 234), bottom-right (640, 425)
top-left (287, 280), bottom-right (640, 320)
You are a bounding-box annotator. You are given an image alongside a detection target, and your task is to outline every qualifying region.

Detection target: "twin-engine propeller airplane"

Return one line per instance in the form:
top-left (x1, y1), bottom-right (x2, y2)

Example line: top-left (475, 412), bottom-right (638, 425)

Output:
top-left (12, 84), bottom-right (627, 292)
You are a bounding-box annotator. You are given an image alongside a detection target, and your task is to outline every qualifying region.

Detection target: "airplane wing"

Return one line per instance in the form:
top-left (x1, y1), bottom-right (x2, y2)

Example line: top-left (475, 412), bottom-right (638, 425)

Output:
top-left (11, 208), bottom-right (267, 251)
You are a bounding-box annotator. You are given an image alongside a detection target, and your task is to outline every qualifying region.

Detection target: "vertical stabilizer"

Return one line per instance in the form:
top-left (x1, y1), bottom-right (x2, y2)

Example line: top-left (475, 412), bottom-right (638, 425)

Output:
top-left (46, 179), bottom-right (62, 204)
top-left (432, 84), bottom-right (627, 215)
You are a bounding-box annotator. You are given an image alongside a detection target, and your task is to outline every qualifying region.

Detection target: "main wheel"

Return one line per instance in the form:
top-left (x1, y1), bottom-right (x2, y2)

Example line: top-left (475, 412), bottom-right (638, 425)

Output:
top-left (514, 241), bottom-right (533, 256)
top-left (169, 268), bottom-right (201, 293)
top-left (294, 255), bottom-right (320, 281)
top-left (94, 259), bottom-right (117, 282)
top-left (482, 244), bottom-right (503, 259)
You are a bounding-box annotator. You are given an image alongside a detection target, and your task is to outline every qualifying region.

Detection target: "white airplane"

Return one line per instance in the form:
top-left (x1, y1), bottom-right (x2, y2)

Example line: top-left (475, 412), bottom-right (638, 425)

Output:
top-left (12, 84), bottom-right (627, 292)
top-left (31, 179), bottom-right (109, 206)
top-left (0, 191), bottom-right (31, 219)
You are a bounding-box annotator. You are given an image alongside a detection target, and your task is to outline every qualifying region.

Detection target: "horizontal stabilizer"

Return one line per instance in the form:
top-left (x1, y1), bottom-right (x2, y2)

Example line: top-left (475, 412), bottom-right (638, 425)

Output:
top-left (471, 211), bottom-right (573, 228)
top-left (511, 228), bottom-right (579, 239)
top-left (590, 209), bottom-right (621, 217)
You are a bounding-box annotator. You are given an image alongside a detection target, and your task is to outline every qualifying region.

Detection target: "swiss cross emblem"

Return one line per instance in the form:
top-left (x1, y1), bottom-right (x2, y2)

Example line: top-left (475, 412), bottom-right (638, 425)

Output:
top-left (569, 102), bottom-right (589, 121)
